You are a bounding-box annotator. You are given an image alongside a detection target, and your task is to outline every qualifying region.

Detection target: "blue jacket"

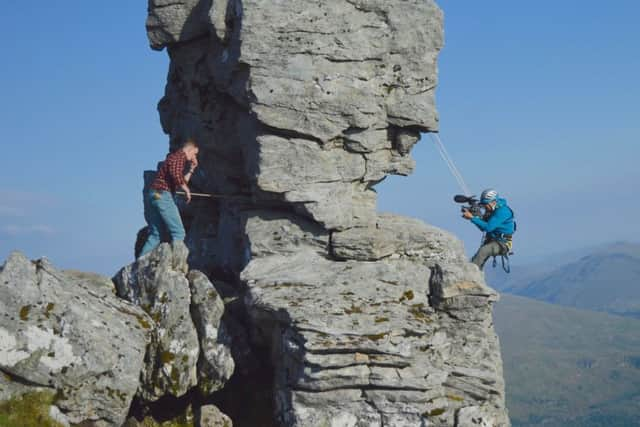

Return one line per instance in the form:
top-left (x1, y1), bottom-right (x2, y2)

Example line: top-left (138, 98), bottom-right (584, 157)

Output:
top-left (470, 197), bottom-right (515, 240)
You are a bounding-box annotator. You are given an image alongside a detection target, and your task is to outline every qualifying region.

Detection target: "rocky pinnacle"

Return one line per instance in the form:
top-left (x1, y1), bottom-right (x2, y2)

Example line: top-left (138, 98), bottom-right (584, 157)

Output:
top-left (146, 0), bottom-right (510, 426)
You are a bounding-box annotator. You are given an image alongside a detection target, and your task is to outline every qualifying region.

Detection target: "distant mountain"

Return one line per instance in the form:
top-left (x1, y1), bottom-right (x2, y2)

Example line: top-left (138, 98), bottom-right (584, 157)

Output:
top-left (494, 293), bottom-right (640, 427)
top-left (484, 243), bottom-right (614, 291)
top-left (487, 242), bottom-right (640, 318)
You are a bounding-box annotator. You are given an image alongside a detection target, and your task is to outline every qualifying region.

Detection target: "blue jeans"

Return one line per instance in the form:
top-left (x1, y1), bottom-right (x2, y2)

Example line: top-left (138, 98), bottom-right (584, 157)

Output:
top-left (139, 190), bottom-right (185, 257)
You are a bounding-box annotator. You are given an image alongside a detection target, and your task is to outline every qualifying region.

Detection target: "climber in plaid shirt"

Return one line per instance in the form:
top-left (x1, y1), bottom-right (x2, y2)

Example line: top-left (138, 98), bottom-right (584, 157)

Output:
top-left (139, 138), bottom-right (199, 257)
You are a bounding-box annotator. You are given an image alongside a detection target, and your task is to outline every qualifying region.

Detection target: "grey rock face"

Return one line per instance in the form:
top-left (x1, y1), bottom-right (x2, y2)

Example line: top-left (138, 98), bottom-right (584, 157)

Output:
top-left (114, 243), bottom-right (199, 400)
top-left (49, 405), bottom-right (71, 427)
top-left (457, 405), bottom-right (504, 427)
top-left (238, 0), bottom-right (442, 138)
top-left (147, 0), bottom-right (443, 232)
top-left (0, 252), bottom-right (150, 427)
top-left (189, 270), bottom-right (235, 394)
top-left (199, 404), bottom-right (234, 427)
top-left (113, 242), bottom-right (234, 401)
top-left (146, 0), bottom-right (510, 425)
top-left (240, 218), bottom-right (509, 426)
top-left (146, 0), bottom-right (214, 50)
top-left (331, 214), bottom-right (467, 263)
top-left (245, 210), bottom-right (330, 258)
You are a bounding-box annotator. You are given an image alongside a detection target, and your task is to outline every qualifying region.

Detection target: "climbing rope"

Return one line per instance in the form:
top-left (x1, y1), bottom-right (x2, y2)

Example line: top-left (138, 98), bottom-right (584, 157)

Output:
top-left (175, 191), bottom-right (250, 201)
top-left (429, 133), bottom-right (472, 197)
top-left (492, 253), bottom-right (511, 274)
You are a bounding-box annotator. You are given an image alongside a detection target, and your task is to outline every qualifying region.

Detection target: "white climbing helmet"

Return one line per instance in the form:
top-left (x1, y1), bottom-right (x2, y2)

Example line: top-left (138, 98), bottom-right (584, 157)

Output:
top-left (480, 189), bottom-right (498, 205)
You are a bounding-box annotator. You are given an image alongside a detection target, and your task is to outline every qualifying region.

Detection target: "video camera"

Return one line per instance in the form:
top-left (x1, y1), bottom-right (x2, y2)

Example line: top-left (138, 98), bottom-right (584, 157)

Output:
top-left (454, 194), bottom-right (484, 217)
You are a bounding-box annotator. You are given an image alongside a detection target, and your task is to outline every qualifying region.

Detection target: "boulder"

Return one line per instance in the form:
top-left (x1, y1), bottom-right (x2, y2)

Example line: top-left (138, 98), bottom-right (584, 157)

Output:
top-left (188, 270), bottom-right (235, 394)
top-left (113, 242), bottom-right (234, 401)
top-left (0, 252), bottom-right (151, 426)
top-left (199, 404), bottom-right (233, 427)
top-left (114, 242), bottom-right (199, 400)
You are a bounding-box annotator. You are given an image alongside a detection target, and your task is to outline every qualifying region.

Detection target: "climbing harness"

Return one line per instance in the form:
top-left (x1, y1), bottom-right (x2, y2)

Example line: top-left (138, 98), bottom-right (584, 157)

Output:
top-left (492, 252), bottom-right (511, 273)
top-left (490, 207), bottom-right (517, 274)
top-left (490, 237), bottom-right (514, 273)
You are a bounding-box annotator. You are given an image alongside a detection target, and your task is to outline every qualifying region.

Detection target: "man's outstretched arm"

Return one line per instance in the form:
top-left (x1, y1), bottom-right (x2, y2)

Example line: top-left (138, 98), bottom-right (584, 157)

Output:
top-left (470, 207), bottom-right (511, 233)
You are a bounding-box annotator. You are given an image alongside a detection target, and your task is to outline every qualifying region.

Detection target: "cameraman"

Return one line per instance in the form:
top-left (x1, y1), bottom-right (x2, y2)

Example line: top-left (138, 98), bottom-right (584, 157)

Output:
top-left (462, 189), bottom-right (515, 269)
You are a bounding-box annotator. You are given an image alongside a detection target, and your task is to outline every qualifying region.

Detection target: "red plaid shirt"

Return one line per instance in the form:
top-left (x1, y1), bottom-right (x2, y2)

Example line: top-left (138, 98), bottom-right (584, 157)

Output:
top-left (151, 150), bottom-right (187, 193)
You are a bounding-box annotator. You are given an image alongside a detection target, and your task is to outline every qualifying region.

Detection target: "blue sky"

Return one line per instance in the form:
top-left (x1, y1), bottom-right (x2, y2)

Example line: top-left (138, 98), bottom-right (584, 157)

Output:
top-left (1, 1), bottom-right (638, 274)
top-left (379, 0), bottom-right (640, 260)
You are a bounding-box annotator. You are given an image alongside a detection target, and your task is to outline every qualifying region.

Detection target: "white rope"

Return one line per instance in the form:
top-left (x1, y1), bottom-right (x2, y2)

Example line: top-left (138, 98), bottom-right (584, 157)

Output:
top-left (430, 133), bottom-right (470, 195)
top-left (176, 191), bottom-right (214, 198)
top-left (429, 133), bottom-right (472, 196)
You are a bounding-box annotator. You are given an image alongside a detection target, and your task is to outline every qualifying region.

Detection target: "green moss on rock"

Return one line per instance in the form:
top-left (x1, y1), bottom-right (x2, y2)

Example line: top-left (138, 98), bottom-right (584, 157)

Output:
top-left (344, 304), bottom-right (363, 314)
top-left (0, 392), bottom-right (64, 427)
top-left (19, 305), bottom-right (31, 321)
top-left (44, 303), bottom-right (55, 319)
top-left (136, 315), bottom-right (152, 330)
top-left (409, 303), bottom-right (432, 323)
top-left (129, 402), bottom-right (195, 426)
top-left (365, 332), bottom-right (388, 342)
top-left (134, 414), bottom-right (194, 427)
top-left (424, 408), bottom-right (446, 417)
top-left (161, 351), bottom-right (176, 364)
top-left (399, 290), bottom-right (415, 302)
top-left (447, 393), bottom-right (465, 402)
